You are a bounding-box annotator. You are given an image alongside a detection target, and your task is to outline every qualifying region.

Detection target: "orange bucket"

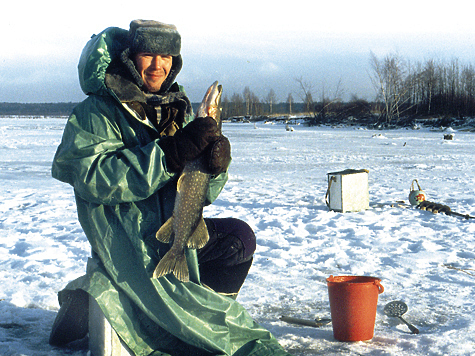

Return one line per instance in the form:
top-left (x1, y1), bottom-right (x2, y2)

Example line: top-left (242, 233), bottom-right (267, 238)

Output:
top-left (326, 275), bottom-right (384, 341)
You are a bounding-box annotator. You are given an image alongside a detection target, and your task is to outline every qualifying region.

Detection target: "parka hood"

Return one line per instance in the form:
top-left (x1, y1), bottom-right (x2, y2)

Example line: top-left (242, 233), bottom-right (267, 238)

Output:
top-left (78, 26), bottom-right (182, 98)
top-left (78, 27), bottom-right (127, 96)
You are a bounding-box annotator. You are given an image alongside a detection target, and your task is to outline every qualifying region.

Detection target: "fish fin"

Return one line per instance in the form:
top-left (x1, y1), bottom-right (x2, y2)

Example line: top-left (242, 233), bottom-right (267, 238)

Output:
top-left (186, 217), bottom-right (209, 249)
top-left (173, 254), bottom-right (190, 283)
top-left (156, 217), bottom-right (174, 243)
top-left (152, 251), bottom-right (189, 282)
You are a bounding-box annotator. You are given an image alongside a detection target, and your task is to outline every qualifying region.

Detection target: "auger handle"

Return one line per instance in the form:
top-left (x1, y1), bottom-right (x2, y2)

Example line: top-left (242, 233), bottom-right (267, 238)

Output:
top-left (399, 316), bottom-right (419, 334)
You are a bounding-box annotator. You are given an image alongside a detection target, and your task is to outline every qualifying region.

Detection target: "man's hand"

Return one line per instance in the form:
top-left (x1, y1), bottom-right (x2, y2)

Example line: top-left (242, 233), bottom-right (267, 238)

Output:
top-left (158, 117), bottom-right (230, 173)
top-left (207, 136), bottom-right (231, 175)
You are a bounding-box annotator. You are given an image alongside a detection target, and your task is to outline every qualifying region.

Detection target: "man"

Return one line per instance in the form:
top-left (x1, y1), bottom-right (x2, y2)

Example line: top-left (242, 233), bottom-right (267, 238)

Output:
top-left (49, 20), bottom-right (290, 356)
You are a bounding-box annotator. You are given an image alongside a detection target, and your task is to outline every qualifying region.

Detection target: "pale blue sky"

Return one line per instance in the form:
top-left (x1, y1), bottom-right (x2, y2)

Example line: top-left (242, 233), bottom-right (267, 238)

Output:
top-left (1, 0), bottom-right (474, 103)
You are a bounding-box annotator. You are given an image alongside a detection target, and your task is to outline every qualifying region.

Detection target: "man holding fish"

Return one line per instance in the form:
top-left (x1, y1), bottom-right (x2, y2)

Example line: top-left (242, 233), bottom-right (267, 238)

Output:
top-left (49, 20), bottom-right (290, 355)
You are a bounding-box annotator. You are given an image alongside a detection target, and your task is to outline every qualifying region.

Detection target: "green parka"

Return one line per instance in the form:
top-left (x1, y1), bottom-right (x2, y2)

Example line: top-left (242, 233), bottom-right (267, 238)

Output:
top-left (52, 26), bottom-right (290, 356)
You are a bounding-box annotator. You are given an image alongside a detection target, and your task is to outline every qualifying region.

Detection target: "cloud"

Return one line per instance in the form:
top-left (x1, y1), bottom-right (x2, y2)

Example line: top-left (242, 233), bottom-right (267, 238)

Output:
top-left (2, 0), bottom-right (475, 103)
top-left (0, 58), bottom-right (84, 103)
top-left (259, 62), bottom-right (281, 76)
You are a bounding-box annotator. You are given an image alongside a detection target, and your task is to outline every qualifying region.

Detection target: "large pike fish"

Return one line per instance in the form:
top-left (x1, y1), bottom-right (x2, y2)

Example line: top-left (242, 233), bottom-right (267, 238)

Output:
top-left (153, 81), bottom-right (223, 282)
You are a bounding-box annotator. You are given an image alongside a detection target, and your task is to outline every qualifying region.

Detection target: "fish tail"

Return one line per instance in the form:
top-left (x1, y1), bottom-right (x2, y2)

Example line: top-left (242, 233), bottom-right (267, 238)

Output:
top-left (153, 251), bottom-right (189, 283)
top-left (186, 217), bottom-right (209, 249)
top-left (173, 254), bottom-right (190, 282)
top-left (156, 217), bottom-right (174, 243)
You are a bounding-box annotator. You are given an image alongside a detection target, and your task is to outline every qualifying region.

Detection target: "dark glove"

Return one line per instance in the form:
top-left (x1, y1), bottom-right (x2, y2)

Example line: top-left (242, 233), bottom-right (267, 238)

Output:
top-left (207, 135), bottom-right (231, 175)
top-left (158, 116), bottom-right (222, 173)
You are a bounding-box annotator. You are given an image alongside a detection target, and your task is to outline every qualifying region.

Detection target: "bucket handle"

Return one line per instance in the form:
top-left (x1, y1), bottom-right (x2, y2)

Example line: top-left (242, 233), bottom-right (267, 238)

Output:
top-left (374, 280), bottom-right (384, 294)
top-left (410, 179), bottom-right (422, 192)
top-left (325, 176), bottom-right (337, 209)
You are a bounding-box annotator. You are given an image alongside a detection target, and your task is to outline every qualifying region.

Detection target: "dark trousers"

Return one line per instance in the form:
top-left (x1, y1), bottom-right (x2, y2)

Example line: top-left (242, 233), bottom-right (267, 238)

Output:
top-left (198, 218), bottom-right (256, 294)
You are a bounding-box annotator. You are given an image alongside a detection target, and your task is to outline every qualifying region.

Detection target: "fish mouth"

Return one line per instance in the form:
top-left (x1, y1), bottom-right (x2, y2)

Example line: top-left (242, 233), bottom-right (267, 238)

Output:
top-left (197, 81), bottom-right (223, 121)
top-left (208, 82), bottom-right (223, 108)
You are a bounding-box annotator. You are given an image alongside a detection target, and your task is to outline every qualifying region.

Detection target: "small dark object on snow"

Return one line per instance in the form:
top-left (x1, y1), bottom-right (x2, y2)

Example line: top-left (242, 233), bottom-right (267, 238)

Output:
top-left (417, 200), bottom-right (475, 219)
top-left (279, 315), bottom-right (331, 328)
top-left (417, 200), bottom-right (451, 214)
top-left (384, 301), bottom-right (419, 334)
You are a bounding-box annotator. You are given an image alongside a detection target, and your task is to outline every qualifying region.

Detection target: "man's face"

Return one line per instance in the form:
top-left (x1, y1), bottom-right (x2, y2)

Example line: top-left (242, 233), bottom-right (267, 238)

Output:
top-left (134, 53), bottom-right (173, 92)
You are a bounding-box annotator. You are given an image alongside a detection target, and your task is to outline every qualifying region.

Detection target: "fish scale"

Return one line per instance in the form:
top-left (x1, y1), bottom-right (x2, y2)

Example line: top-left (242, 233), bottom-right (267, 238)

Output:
top-left (153, 81), bottom-right (223, 282)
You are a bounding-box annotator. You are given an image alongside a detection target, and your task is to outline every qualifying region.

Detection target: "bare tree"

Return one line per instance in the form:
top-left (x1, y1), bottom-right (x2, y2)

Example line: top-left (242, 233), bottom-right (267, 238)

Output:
top-left (243, 86), bottom-right (251, 116)
top-left (221, 95), bottom-right (230, 118)
top-left (286, 93), bottom-right (294, 115)
top-left (461, 64), bottom-right (475, 115)
top-left (421, 59), bottom-right (437, 114)
top-left (369, 51), bottom-right (415, 124)
top-left (315, 79), bottom-right (344, 121)
top-left (227, 92), bottom-right (244, 117)
top-left (295, 76), bottom-right (314, 115)
top-left (265, 89), bottom-right (277, 115)
top-left (250, 91), bottom-right (262, 116)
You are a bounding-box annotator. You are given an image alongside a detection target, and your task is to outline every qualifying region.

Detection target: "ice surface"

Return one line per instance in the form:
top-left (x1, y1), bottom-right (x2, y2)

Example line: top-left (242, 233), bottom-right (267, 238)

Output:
top-left (1, 117), bottom-right (475, 355)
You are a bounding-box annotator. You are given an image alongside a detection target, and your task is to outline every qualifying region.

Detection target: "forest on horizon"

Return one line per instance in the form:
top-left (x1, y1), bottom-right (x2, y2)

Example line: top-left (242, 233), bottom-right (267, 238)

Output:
top-left (3, 53), bottom-right (475, 129)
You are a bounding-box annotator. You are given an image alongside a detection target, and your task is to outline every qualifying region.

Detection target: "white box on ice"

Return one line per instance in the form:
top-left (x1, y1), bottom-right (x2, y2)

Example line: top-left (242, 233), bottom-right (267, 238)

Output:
top-left (326, 169), bottom-right (369, 212)
top-left (87, 258), bottom-right (133, 356)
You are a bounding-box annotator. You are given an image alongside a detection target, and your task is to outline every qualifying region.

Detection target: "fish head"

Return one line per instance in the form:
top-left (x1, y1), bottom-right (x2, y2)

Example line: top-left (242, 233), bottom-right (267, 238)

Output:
top-left (196, 81), bottom-right (223, 131)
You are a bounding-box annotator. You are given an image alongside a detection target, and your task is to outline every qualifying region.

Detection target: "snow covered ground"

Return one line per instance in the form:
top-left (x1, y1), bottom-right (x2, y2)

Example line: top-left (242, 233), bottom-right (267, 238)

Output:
top-left (1, 116), bottom-right (475, 355)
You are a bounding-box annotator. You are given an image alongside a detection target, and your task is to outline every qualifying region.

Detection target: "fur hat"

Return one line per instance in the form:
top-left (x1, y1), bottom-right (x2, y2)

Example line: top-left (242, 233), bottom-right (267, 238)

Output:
top-left (119, 20), bottom-right (183, 93)
top-left (128, 19), bottom-right (181, 56)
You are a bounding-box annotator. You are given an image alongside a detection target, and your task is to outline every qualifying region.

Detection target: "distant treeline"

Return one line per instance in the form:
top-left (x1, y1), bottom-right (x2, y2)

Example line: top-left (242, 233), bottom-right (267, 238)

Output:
top-left (369, 53), bottom-right (475, 123)
top-left (4, 51), bottom-right (475, 130)
top-left (0, 102), bottom-right (208, 118)
top-left (0, 101), bottom-right (308, 119)
top-left (1, 100), bottom-right (472, 130)
top-left (0, 102), bottom-right (78, 117)
top-left (0, 101), bottom-right (317, 120)
top-left (222, 55), bottom-right (475, 125)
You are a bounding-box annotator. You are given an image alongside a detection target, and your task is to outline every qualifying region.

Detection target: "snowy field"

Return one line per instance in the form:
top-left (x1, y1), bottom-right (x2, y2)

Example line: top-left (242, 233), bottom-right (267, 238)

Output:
top-left (1, 116), bottom-right (475, 356)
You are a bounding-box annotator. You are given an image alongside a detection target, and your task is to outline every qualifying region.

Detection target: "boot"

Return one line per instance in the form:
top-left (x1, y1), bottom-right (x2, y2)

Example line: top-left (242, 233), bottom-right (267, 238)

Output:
top-left (49, 289), bottom-right (89, 346)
